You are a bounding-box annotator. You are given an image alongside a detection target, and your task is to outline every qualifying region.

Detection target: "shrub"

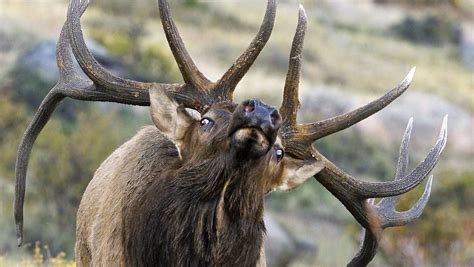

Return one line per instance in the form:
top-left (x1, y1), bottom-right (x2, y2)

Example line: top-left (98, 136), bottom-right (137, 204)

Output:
top-left (381, 171), bottom-right (474, 266)
top-left (391, 15), bottom-right (461, 46)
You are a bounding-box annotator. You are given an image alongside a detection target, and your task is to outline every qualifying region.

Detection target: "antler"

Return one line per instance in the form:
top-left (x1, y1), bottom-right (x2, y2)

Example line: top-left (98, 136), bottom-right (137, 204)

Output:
top-left (348, 118), bottom-right (435, 266)
top-left (15, 0), bottom-right (276, 246)
top-left (280, 5), bottom-right (448, 266)
top-left (279, 7), bottom-right (417, 161)
top-left (159, 0), bottom-right (276, 109)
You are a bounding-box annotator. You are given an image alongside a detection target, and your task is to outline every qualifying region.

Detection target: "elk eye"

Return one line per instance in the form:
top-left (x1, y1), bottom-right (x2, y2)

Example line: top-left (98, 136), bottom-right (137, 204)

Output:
top-left (275, 147), bottom-right (284, 162)
top-left (200, 118), bottom-right (214, 129)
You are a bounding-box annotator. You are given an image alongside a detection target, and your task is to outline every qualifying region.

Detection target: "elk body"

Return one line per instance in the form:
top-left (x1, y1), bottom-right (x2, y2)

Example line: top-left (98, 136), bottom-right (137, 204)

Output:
top-left (14, 0), bottom-right (448, 266)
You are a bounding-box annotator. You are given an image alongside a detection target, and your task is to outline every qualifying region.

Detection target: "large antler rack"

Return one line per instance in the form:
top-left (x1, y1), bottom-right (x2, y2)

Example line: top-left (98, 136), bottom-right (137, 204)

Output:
top-left (280, 5), bottom-right (447, 266)
top-left (15, 0), bottom-right (277, 246)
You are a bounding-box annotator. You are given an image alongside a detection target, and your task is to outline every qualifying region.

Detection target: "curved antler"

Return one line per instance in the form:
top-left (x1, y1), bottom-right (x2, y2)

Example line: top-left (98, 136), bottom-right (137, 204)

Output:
top-left (67, 0), bottom-right (276, 111)
top-left (279, 5), bottom-right (447, 266)
top-left (15, 0), bottom-right (125, 247)
top-left (214, 0), bottom-right (277, 99)
top-left (279, 4), bottom-right (416, 160)
top-left (312, 116), bottom-right (446, 266)
top-left (67, 0), bottom-right (156, 94)
top-left (159, 0), bottom-right (277, 109)
top-left (15, 0), bottom-right (276, 245)
top-left (280, 66), bottom-right (416, 160)
top-left (280, 5), bottom-right (306, 129)
top-left (348, 119), bottom-right (435, 266)
top-left (158, 0), bottom-right (211, 89)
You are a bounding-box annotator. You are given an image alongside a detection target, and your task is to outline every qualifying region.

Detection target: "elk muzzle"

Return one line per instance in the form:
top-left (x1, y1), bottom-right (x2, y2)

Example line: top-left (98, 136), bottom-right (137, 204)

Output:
top-left (229, 99), bottom-right (281, 159)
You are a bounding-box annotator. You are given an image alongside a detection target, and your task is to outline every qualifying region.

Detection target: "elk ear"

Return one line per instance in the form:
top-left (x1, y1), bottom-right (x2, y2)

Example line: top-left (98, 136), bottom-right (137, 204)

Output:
top-left (275, 157), bottom-right (324, 191)
top-left (150, 87), bottom-right (199, 155)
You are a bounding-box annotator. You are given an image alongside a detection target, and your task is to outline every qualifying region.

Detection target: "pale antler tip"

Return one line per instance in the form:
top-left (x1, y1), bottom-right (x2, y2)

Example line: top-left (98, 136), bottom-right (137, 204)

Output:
top-left (426, 174), bottom-right (434, 194)
top-left (299, 4), bottom-right (305, 11)
top-left (443, 114), bottom-right (449, 124)
top-left (405, 66), bottom-right (416, 84)
top-left (441, 114), bottom-right (448, 135)
top-left (298, 4), bottom-right (307, 19)
top-left (441, 114), bottom-right (448, 140)
top-left (16, 223), bottom-right (23, 247)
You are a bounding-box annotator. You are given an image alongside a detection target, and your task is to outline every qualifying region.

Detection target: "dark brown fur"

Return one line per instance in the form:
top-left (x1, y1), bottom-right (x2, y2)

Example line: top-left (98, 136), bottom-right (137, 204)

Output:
top-left (75, 102), bottom-right (293, 266)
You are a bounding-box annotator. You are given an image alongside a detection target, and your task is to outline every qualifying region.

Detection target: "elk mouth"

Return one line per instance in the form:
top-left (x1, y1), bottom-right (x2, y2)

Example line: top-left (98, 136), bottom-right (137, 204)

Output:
top-left (230, 127), bottom-right (272, 158)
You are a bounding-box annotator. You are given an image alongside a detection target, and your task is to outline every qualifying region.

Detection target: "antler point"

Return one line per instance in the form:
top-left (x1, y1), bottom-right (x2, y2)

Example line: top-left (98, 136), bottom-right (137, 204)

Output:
top-left (406, 66), bottom-right (416, 84)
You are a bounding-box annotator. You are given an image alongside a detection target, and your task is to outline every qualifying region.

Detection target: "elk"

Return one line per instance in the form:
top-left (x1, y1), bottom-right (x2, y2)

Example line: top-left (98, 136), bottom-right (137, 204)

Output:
top-left (14, 0), bottom-right (448, 266)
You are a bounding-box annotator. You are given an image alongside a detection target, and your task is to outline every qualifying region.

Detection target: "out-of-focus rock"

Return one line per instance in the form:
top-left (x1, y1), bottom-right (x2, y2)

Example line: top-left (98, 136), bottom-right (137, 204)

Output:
top-left (4, 39), bottom-right (133, 120)
top-left (460, 23), bottom-right (474, 69)
top-left (264, 214), bottom-right (317, 267)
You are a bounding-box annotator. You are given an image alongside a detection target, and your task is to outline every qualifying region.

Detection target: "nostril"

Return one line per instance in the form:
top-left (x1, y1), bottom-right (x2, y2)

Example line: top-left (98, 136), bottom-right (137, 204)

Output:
top-left (243, 100), bottom-right (255, 113)
top-left (270, 109), bottom-right (281, 126)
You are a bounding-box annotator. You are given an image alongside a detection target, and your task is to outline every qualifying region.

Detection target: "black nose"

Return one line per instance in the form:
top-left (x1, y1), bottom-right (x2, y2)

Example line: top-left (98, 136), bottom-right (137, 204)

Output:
top-left (241, 99), bottom-right (282, 130)
top-left (228, 99), bottom-right (282, 145)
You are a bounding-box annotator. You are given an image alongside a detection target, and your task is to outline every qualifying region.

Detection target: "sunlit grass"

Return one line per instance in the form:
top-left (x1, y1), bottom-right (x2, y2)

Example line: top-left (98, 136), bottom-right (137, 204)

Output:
top-left (0, 242), bottom-right (75, 267)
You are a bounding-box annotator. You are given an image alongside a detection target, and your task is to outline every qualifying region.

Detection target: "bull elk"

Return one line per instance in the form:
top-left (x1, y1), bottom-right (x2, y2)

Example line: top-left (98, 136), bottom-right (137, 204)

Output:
top-left (14, 0), bottom-right (448, 266)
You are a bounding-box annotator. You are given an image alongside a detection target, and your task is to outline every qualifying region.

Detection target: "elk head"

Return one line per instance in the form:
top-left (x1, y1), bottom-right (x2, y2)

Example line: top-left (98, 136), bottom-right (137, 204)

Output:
top-left (14, 0), bottom-right (447, 265)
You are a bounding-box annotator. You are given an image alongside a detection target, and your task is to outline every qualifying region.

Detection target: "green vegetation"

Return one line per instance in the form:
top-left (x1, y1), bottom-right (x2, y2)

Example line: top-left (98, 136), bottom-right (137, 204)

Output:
top-left (0, 242), bottom-right (75, 267)
top-left (0, 96), bottom-right (138, 256)
top-left (375, 0), bottom-right (465, 8)
top-left (382, 171), bottom-right (474, 266)
top-left (87, 17), bottom-right (181, 83)
top-left (392, 15), bottom-right (461, 45)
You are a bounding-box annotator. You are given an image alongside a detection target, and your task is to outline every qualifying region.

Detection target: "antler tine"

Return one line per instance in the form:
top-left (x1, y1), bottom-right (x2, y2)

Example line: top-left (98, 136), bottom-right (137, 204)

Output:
top-left (315, 118), bottom-right (439, 266)
top-left (215, 0), bottom-right (277, 99)
top-left (347, 120), bottom-right (426, 266)
top-left (67, 0), bottom-right (156, 95)
top-left (14, 90), bottom-right (65, 247)
top-left (300, 67), bottom-right (416, 142)
top-left (158, 0), bottom-right (211, 89)
top-left (381, 175), bottom-right (433, 227)
top-left (280, 5), bottom-right (307, 129)
top-left (348, 175), bottom-right (434, 266)
top-left (15, 0), bottom-right (93, 247)
top-left (377, 118), bottom-right (413, 208)
top-left (278, 14), bottom-right (416, 160)
top-left (354, 115), bottom-right (446, 198)
top-left (321, 116), bottom-right (447, 200)
top-left (394, 117), bottom-right (413, 180)
top-left (314, 116), bottom-right (447, 230)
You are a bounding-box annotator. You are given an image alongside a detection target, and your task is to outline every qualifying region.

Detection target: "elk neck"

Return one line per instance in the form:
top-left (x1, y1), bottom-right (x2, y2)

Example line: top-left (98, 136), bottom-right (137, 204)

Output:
top-left (124, 150), bottom-right (267, 265)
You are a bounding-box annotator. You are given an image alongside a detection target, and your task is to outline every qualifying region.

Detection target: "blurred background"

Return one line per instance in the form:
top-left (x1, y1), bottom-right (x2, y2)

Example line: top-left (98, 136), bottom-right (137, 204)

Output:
top-left (0, 0), bottom-right (472, 266)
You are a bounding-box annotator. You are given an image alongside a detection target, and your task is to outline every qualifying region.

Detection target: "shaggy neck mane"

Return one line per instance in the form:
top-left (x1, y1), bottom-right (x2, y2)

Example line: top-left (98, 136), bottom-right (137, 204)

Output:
top-left (123, 154), bottom-right (267, 266)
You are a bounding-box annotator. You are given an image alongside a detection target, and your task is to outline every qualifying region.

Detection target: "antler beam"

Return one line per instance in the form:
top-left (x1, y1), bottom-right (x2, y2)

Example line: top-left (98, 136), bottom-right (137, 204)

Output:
top-left (67, 0), bottom-right (157, 95)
